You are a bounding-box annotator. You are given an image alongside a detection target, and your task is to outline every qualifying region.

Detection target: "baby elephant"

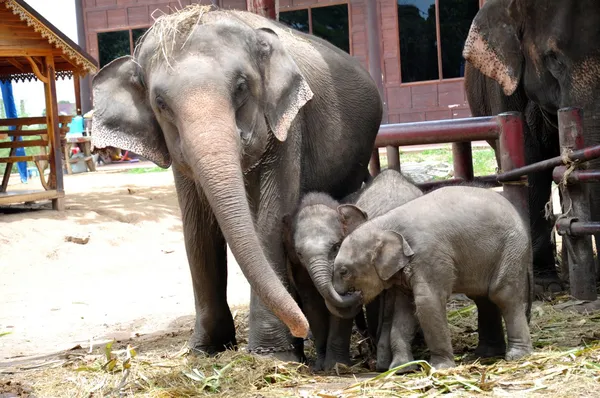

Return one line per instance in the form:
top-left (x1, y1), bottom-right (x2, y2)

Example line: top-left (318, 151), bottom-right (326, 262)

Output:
top-left (332, 185), bottom-right (534, 370)
top-left (282, 169), bottom-right (422, 370)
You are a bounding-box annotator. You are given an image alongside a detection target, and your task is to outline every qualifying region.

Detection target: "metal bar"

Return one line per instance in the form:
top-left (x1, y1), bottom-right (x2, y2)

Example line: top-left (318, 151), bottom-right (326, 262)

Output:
top-left (375, 116), bottom-right (499, 147)
top-left (557, 107), bottom-right (597, 300)
top-left (497, 143), bottom-right (600, 182)
top-left (369, 148), bottom-right (381, 177)
top-left (556, 219), bottom-right (600, 236)
top-left (553, 166), bottom-right (600, 184)
top-left (452, 142), bottom-right (474, 181)
top-left (498, 112), bottom-right (529, 224)
top-left (386, 146), bottom-right (400, 171)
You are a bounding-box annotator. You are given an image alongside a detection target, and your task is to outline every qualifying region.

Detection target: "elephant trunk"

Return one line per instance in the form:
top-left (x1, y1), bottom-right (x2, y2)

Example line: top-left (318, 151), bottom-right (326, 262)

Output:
top-left (180, 102), bottom-right (308, 338)
top-left (308, 258), bottom-right (361, 308)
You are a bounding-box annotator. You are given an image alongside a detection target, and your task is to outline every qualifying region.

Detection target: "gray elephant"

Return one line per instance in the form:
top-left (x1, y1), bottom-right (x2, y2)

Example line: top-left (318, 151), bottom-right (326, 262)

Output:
top-left (332, 186), bottom-right (534, 370)
top-left (90, 5), bottom-right (382, 360)
top-left (282, 169), bottom-right (423, 370)
top-left (463, 0), bottom-right (600, 293)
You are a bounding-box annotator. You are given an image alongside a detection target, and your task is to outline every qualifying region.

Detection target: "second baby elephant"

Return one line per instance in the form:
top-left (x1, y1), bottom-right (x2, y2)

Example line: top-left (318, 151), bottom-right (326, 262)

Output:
top-left (282, 169), bottom-right (423, 370)
top-left (332, 186), bottom-right (534, 370)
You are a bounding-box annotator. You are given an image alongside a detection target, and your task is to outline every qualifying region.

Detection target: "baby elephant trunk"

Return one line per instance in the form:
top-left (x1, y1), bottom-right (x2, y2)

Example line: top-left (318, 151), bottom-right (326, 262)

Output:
top-left (308, 259), bottom-right (361, 308)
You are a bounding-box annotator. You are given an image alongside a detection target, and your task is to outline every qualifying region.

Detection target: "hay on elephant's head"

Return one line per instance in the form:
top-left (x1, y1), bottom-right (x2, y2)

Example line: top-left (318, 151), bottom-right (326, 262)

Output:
top-left (142, 4), bottom-right (216, 68)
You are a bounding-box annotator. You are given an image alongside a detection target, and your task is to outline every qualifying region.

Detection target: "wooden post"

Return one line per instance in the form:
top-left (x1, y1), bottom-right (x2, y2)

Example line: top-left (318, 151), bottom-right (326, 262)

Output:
top-left (74, 72), bottom-right (82, 115)
top-left (557, 107), bottom-right (597, 300)
top-left (246, 0), bottom-right (277, 19)
top-left (44, 55), bottom-right (65, 211)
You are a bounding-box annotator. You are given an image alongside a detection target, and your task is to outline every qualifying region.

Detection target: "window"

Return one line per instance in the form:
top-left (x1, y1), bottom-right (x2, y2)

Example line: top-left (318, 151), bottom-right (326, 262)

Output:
top-left (397, 0), bottom-right (479, 83)
top-left (132, 28), bottom-right (149, 48)
top-left (98, 30), bottom-right (130, 68)
top-left (97, 27), bottom-right (151, 68)
top-left (279, 4), bottom-right (350, 53)
top-left (279, 9), bottom-right (309, 33)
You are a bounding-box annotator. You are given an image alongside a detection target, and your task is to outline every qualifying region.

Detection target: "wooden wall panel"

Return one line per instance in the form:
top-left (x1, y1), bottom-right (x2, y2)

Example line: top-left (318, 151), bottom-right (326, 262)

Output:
top-left (80, 0), bottom-right (474, 123)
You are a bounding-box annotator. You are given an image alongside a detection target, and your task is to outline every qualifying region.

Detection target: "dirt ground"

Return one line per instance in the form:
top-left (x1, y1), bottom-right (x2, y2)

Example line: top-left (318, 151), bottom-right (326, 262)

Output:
top-left (0, 163), bottom-right (251, 366)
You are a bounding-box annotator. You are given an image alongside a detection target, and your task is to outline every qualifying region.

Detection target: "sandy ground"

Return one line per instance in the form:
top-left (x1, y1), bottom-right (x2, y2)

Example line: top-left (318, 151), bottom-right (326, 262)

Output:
top-left (0, 163), bottom-right (251, 366)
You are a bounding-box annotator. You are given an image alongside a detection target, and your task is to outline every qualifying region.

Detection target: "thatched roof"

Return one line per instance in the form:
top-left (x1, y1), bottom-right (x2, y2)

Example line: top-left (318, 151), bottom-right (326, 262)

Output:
top-left (0, 0), bottom-right (98, 83)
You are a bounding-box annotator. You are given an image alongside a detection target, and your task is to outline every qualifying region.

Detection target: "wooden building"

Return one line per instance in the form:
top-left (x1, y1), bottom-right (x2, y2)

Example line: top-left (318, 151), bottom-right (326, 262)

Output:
top-left (79, 0), bottom-right (485, 123)
top-left (0, 0), bottom-right (98, 209)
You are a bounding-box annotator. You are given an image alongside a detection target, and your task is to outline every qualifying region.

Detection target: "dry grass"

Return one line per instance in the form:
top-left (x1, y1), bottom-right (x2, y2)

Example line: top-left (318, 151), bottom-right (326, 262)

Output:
top-left (2, 297), bottom-right (600, 397)
top-left (142, 4), bottom-right (215, 68)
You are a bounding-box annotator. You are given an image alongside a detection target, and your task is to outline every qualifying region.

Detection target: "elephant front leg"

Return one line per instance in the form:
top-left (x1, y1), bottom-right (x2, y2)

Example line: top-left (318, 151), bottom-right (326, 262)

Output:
top-left (174, 170), bottom-right (236, 354)
top-left (375, 288), bottom-right (395, 372)
top-left (412, 282), bottom-right (455, 369)
top-left (323, 315), bottom-right (353, 370)
top-left (247, 158), bottom-right (303, 361)
top-left (389, 287), bottom-right (419, 373)
top-left (290, 263), bottom-right (330, 369)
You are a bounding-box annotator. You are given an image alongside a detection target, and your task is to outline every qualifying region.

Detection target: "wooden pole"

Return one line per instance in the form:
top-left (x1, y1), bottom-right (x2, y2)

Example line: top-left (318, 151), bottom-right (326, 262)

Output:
top-left (246, 0), bottom-right (277, 19)
top-left (44, 55), bottom-right (65, 211)
top-left (74, 72), bottom-right (82, 115)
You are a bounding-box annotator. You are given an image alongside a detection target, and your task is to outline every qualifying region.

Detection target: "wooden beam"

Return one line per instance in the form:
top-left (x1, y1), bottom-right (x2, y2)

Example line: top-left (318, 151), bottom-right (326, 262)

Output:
top-left (6, 57), bottom-right (26, 73)
top-left (0, 116), bottom-right (72, 127)
top-left (25, 56), bottom-right (48, 83)
top-left (44, 55), bottom-right (65, 211)
top-left (0, 139), bottom-right (47, 149)
top-left (0, 189), bottom-right (63, 206)
top-left (0, 154), bottom-right (48, 163)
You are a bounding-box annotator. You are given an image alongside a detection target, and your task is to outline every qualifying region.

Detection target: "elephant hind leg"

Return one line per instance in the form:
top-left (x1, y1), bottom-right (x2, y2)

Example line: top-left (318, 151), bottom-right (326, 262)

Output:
top-left (174, 170), bottom-right (236, 355)
top-left (469, 296), bottom-right (506, 358)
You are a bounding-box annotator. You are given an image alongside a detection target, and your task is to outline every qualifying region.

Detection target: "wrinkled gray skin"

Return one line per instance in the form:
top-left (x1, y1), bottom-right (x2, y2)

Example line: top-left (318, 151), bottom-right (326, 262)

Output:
top-left (463, 0), bottom-right (600, 293)
top-left (90, 8), bottom-right (382, 360)
top-left (333, 186), bottom-right (534, 370)
top-left (282, 169), bottom-right (423, 370)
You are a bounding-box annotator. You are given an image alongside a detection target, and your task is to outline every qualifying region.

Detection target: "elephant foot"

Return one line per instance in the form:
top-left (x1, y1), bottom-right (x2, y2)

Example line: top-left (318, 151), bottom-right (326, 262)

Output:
top-left (189, 340), bottom-right (237, 357)
top-left (505, 346), bottom-right (532, 361)
top-left (246, 343), bottom-right (304, 363)
top-left (474, 343), bottom-right (506, 358)
top-left (430, 356), bottom-right (456, 370)
top-left (533, 269), bottom-right (564, 299)
top-left (323, 355), bottom-right (351, 371)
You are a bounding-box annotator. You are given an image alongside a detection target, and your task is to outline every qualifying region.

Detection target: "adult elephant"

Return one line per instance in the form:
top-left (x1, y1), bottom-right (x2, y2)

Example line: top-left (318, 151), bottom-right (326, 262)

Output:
top-left (91, 6), bottom-right (381, 360)
top-left (462, 0), bottom-right (600, 293)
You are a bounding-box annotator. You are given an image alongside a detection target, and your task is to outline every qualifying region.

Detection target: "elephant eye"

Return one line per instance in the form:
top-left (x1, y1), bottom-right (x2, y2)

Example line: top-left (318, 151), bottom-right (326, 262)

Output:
top-left (331, 242), bottom-right (341, 254)
top-left (155, 95), bottom-right (169, 112)
top-left (339, 267), bottom-right (349, 277)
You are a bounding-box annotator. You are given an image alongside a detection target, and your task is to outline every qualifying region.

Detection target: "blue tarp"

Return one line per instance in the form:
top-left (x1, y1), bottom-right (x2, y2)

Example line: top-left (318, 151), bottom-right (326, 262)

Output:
top-left (1, 80), bottom-right (28, 183)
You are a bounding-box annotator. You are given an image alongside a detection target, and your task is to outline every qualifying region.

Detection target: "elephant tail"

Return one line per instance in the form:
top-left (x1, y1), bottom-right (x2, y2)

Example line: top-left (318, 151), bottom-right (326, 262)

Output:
top-left (526, 251), bottom-right (534, 324)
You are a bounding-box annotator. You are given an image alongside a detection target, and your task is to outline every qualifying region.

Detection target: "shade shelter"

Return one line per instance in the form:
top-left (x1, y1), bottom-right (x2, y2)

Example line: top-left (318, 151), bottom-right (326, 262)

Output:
top-left (0, 0), bottom-right (98, 210)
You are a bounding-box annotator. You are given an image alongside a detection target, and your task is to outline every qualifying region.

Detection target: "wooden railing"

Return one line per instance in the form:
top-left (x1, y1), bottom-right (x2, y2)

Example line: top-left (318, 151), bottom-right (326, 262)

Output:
top-left (0, 116), bottom-right (72, 192)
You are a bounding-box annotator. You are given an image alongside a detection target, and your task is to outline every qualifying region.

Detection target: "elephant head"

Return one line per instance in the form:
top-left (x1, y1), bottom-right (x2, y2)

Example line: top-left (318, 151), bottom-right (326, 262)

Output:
top-left (332, 212), bottom-right (414, 308)
top-left (463, 0), bottom-right (600, 148)
top-left (90, 10), bottom-right (314, 338)
top-left (282, 193), bottom-right (365, 319)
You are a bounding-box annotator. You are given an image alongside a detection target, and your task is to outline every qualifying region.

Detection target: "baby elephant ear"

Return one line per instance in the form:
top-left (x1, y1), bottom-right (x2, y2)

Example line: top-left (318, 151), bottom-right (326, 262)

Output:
top-left (373, 231), bottom-right (414, 281)
top-left (337, 204), bottom-right (368, 234)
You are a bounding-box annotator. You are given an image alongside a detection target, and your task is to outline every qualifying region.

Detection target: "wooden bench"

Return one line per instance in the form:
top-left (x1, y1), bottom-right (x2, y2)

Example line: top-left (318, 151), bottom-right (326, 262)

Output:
top-left (0, 116), bottom-right (72, 192)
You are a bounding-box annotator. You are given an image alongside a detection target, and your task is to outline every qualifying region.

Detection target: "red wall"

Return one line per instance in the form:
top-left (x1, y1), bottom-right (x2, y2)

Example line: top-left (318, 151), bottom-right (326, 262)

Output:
top-left (81, 0), bottom-right (473, 122)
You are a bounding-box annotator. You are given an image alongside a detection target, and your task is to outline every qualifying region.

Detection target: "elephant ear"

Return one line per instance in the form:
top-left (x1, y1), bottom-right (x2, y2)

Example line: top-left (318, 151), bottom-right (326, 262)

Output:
top-left (337, 204), bottom-right (368, 235)
top-left (462, 0), bottom-right (523, 96)
top-left (255, 27), bottom-right (314, 142)
top-left (372, 231), bottom-right (414, 281)
top-left (91, 56), bottom-right (171, 168)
